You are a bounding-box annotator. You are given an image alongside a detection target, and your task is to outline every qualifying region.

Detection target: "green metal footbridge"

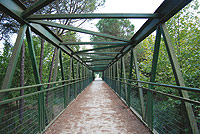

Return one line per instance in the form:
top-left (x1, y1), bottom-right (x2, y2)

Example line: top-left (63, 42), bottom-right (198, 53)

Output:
top-left (0, 0), bottom-right (199, 133)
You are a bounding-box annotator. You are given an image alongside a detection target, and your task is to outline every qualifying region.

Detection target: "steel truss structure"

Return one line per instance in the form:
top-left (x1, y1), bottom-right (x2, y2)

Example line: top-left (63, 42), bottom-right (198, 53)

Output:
top-left (0, 0), bottom-right (199, 134)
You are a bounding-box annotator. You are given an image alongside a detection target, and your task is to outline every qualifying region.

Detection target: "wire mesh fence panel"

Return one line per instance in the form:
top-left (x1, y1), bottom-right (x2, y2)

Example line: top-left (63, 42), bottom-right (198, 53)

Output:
top-left (52, 87), bottom-right (64, 117)
top-left (0, 94), bottom-right (39, 134)
top-left (0, 78), bottom-right (92, 134)
top-left (130, 87), bottom-right (142, 116)
top-left (45, 87), bottom-right (54, 125)
top-left (105, 77), bottom-right (200, 134)
top-left (121, 83), bottom-right (126, 100)
top-left (153, 93), bottom-right (192, 134)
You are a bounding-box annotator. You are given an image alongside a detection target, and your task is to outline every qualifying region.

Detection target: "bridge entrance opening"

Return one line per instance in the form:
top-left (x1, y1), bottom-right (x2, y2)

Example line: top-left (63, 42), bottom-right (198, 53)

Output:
top-left (94, 72), bottom-right (102, 80)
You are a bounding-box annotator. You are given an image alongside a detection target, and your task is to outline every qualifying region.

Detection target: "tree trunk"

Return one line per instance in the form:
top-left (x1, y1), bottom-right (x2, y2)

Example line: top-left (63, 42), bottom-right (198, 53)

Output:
top-left (39, 38), bottom-right (45, 82)
top-left (19, 41), bottom-right (25, 124)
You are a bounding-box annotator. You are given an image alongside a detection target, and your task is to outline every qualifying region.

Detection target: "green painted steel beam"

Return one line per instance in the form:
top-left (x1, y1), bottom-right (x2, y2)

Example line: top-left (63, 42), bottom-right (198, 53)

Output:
top-left (0, 0), bottom-right (25, 23)
top-left (147, 26), bottom-right (161, 130)
top-left (133, 49), bottom-right (145, 119)
top-left (80, 55), bottom-right (115, 60)
top-left (60, 41), bottom-right (129, 45)
top-left (73, 44), bottom-right (128, 55)
top-left (81, 57), bottom-right (114, 60)
top-left (0, 0), bottom-right (89, 69)
top-left (90, 67), bottom-right (106, 71)
top-left (59, 50), bottom-right (67, 108)
top-left (76, 52), bottom-right (120, 55)
top-left (1, 24), bottom-right (27, 90)
top-left (29, 20), bottom-right (130, 42)
top-left (160, 23), bottom-right (199, 134)
top-left (21, 0), bottom-right (55, 18)
top-left (26, 27), bottom-right (45, 131)
top-left (27, 13), bottom-right (160, 20)
top-left (83, 58), bottom-right (113, 62)
top-left (84, 59), bottom-right (112, 63)
top-left (89, 65), bottom-right (107, 68)
top-left (0, 24), bottom-right (27, 123)
top-left (26, 27), bottom-right (41, 84)
top-left (87, 63), bottom-right (108, 66)
top-left (106, 0), bottom-right (193, 69)
top-left (29, 23), bottom-right (88, 68)
top-left (127, 49), bottom-right (133, 107)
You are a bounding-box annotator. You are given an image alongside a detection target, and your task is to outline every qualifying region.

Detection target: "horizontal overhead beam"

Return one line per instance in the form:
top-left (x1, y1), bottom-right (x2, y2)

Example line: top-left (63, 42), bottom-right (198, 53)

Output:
top-left (22, 0), bottom-right (55, 18)
top-left (83, 58), bottom-right (114, 62)
top-left (60, 41), bottom-right (129, 45)
top-left (76, 52), bottom-right (120, 55)
top-left (73, 44), bottom-right (128, 55)
top-left (89, 65), bottom-right (107, 68)
top-left (86, 61), bottom-right (110, 64)
top-left (87, 63), bottom-right (108, 66)
top-left (106, 0), bottom-right (193, 68)
top-left (27, 13), bottom-right (160, 20)
top-left (0, 0), bottom-right (89, 69)
top-left (0, 0), bottom-right (25, 23)
top-left (90, 67), bottom-right (105, 72)
top-left (29, 23), bottom-right (88, 67)
top-left (30, 20), bottom-right (130, 42)
top-left (81, 56), bottom-right (114, 59)
top-left (84, 60), bottom-right (112, 63)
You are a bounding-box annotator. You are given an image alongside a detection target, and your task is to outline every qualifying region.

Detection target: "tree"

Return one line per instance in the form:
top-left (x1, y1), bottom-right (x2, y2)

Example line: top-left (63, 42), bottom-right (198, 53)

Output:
top-left (0, 0), bottom-right (105, 44)
top-left (91, 19), bottom-right (134, 42)
top-left (90, 19), bottom-right (134, 58)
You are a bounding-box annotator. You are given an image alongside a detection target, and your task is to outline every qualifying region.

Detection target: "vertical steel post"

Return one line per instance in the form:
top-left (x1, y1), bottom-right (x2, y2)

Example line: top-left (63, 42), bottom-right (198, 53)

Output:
top-left (59, 50), bottom-right (67, 108)
top-left (0, 25), bottom-right (27, 121)
top-left (75, 62), bottom-right (79, 97)
top-left (120, 58), bottom-right (123, 97)
top-left (81, 64), bottom-right (84, 90)
top-left (116, 61), bottom-right (120, 95)
top-left (147, 26), bottom-right (161, 130)
top-left (110, 66), bottom-right (112, 86)
top-left (160, 23), bottom-right (199, 134)
top-left (133, 49), bottom-right (145, 119)
top-left (127, 49), bottom-right (134, 107)
top-left (26, 27), bottom-right (44, 131)
top-left (115, 62), bottom-right (117, 92)
top-left (112, 65), bottom-right (114, 89)
top-left (78, 62), bottom-right (81, 93)
top-left (69, 57), bottom-right (73, 102)
top-left (122, 57), bottom-right (127, 101)
top-left (84, 66), bottom-right (86, 87)
top-left (71, 58), bottom-right (75, 99)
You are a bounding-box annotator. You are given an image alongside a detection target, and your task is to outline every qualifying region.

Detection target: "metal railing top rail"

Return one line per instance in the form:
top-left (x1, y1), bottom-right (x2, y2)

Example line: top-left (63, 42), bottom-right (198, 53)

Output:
top-left (0, 77), bottom-right (89, 94)
top-left (0, 78), bottom-right (88, 106)
top-left (108, 77), bottom-right (200, 105)
top-left (111, 77), bottom-right (200, 93)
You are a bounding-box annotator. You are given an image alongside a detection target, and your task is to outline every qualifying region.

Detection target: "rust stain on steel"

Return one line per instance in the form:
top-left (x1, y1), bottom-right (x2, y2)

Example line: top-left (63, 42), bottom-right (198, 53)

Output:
top-left (45, 80), bottom-right (151, 134)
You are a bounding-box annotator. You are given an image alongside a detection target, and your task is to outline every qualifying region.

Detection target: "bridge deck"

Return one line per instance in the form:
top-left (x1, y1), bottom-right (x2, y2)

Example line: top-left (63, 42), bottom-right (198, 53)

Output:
top-left (45, 79), bottom-right (150, 134)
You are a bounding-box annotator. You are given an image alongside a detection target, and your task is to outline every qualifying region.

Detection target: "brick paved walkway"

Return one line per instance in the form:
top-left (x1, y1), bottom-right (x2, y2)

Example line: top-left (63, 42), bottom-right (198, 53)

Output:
top-left (45, 80), bottom-right (151, 134)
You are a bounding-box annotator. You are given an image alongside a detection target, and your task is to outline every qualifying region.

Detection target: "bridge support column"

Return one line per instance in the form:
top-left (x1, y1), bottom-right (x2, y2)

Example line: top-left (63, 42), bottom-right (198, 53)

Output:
top-left (116, 61), bottom-right (120, 95)
top-left (122, 57), bottom-right (127, 102)
top-left (147, 26), bottom-right (161, 130)
top-left (127, 49), bottom-right (134, 107)
top-left (59, 50), bottom-right (67, 108)
top-left (26, 27), bottom-right (45, 131)
top-left (132, 49), bottom-right (145, 119)
top-left (160, 23), bottom-right (199, 134)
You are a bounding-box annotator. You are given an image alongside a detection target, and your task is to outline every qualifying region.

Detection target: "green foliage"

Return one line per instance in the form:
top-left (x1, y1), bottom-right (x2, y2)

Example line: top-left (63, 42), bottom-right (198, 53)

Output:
top-left (91, 19), bottom-right (134, 42)
top-left (130, 2), bottom-right (200, 133)
top-left (90, 19), bottom-right (135, 59)
top-left (134, 0), bottom-right (200, 91)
